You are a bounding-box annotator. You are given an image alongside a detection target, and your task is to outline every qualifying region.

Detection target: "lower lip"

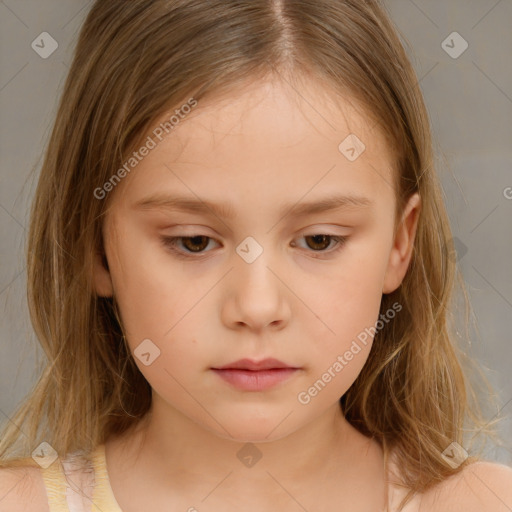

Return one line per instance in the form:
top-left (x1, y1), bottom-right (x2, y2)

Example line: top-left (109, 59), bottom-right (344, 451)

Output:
top-left (211, 368), bottom-right (299, 391)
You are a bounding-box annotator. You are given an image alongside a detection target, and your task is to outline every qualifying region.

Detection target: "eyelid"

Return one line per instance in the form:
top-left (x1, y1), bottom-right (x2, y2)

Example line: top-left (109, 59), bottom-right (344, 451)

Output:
top-left (291, 234), bottom-right (348, 258)
top-left (161, 234), bottom-right (220, 259)
top-left (160, 230), bottom-right (350, 260)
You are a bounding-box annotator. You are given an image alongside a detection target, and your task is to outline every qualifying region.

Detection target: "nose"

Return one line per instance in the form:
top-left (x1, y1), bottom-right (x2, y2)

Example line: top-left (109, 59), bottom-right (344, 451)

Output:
top-left (221, 246), bottom-right (291, 332)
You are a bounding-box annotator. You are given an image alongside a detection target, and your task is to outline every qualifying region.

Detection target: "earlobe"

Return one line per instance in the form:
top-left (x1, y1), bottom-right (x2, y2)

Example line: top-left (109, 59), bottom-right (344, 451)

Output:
top-left (382, 193), bottom-right (421, 294)
top-left (93, 250), bottom-right (114, 297)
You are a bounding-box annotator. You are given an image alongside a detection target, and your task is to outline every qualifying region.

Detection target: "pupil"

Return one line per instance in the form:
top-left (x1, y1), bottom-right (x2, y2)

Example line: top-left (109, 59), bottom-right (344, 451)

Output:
top-left (307, 235), bottom-right (329, 250)
top-left (184, 236), bottom-right (208, 252)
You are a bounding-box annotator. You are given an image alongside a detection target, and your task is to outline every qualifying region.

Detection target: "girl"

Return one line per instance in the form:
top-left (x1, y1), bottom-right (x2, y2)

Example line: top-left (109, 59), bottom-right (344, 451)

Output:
top-left (1, 1), bottom-right (511, 511)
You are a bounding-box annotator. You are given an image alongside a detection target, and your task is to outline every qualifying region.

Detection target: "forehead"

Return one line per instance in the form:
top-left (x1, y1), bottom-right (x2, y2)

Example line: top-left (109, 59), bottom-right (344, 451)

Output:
top-left (171, 78), bottom-right (387, 158)
top-left (111, 77), bottom-right (396, 210)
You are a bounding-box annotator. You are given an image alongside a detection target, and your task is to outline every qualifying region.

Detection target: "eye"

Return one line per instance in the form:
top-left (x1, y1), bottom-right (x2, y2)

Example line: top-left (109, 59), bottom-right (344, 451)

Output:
top-left (160, 233), bottom-right (349, 259)
top-left (292, 234), bottom-right (348, 257)
top-left (161, 235), bottom-right (218, 258)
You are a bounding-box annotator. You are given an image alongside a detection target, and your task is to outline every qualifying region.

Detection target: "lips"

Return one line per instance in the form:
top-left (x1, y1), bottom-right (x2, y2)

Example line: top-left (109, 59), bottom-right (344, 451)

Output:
top-left (212, 358), bottom-right (298, 371)
top-left (211, 358), bottom-right (301, 391)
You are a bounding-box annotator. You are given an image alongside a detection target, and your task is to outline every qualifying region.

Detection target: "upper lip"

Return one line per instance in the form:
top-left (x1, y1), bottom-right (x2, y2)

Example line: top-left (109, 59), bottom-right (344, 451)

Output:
top-left (213, 358), bottom-right (298, 371)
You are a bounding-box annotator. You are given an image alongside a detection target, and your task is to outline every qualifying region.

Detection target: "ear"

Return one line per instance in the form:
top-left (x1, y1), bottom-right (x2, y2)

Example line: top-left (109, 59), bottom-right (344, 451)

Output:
top-left (93, 249), bottom-right (114, 297)
top-left (382, 192), bottom-right (421, 294)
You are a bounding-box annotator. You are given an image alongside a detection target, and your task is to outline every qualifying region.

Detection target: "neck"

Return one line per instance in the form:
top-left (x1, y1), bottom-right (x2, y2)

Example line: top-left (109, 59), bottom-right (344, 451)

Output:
top-left (107, 395), bottom-right (385, 506)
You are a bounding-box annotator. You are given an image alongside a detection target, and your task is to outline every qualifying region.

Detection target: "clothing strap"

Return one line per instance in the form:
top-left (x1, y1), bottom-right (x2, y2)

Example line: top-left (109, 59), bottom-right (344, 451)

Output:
top-left (61, 452), bottom-right (96, 512)
top-left (40, 449), bottom-right (96, 512)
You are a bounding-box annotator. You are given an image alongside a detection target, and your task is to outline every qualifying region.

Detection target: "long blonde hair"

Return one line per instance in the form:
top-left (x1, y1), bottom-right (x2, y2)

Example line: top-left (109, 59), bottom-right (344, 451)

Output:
top-left (0, 1), bottom-right (497, 509)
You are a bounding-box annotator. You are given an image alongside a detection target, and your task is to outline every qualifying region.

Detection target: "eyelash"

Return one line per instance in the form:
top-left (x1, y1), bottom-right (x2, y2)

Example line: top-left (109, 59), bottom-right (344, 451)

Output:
top-left (160, 233), bottom-right (349, 260)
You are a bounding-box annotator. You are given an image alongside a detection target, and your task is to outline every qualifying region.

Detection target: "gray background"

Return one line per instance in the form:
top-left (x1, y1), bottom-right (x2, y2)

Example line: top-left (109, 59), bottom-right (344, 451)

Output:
top-left (1, 1), bottom-right (511, 463)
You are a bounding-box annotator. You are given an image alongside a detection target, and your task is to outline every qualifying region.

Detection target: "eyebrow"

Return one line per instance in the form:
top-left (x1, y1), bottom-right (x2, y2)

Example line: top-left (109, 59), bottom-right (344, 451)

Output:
top-left (133, 193), bottom-right (374, 219)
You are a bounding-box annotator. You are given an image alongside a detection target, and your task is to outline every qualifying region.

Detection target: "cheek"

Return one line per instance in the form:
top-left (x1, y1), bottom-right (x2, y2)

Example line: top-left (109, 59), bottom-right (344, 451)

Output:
top-left (107, 233), bottom-right (191, 344)
top-left (319, 241), bottom-right (388, 326)
top-left (107, 234), bottom-right (216, 383)
top-left (302, 237), bottom-right (390, 388)
top-left (304, 278), bottom-right (380, 386)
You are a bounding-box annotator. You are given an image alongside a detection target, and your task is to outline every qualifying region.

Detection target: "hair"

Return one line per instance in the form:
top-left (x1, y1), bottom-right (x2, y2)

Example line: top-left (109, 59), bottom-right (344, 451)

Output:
top-left (0, 0), bottom-right (499, 510)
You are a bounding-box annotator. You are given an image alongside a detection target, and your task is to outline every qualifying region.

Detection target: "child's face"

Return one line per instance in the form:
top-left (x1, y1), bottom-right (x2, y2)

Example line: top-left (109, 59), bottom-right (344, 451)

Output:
top-left (95, 78), bottom-right (419, 441)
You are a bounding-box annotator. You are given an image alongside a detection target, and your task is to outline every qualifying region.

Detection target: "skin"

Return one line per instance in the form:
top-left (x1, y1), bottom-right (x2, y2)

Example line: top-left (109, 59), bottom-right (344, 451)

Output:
top-left (92, 75), bottom-right (421, 511)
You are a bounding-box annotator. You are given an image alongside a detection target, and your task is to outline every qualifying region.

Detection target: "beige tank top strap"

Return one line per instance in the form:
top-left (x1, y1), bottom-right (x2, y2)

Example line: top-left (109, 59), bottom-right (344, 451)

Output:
top-left (90, 443), bottom-right (124, 511)
top-left (40, 448), bottom-right (95, 512)
top-left (60, 450), bottom-right (96, 512)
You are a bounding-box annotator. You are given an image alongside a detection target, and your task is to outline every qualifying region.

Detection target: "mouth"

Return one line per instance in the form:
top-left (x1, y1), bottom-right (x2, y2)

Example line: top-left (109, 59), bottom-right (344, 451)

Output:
top-left (212, 358), bottom-right (299, 371)
top-left (211, 358), bottom-right (301, 391)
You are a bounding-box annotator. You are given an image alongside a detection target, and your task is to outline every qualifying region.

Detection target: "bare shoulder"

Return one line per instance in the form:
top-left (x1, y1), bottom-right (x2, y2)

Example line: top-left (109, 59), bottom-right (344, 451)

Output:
top-left (421, 460), bottom-right (512, 512)
top-left (0, 464), bottom-right (49, 512)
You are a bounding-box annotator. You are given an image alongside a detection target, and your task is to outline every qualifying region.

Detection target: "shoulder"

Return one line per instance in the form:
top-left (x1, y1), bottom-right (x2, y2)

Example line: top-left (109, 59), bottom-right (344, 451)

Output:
top-left (0, 463), bottom-right (49, 512)
top-left (421, 460), bottom-right (512, 512)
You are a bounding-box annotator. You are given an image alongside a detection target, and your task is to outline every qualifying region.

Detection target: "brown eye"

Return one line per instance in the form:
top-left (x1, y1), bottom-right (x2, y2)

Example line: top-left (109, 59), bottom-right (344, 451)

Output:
top-left (180, 236), bottom-right (210, 252)
top-left (292, 233), bottom-right (348, 258)
top-left (304, 235), bottom-right (333, 251)
top-left (161, 235), bottom-right (217, 257)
